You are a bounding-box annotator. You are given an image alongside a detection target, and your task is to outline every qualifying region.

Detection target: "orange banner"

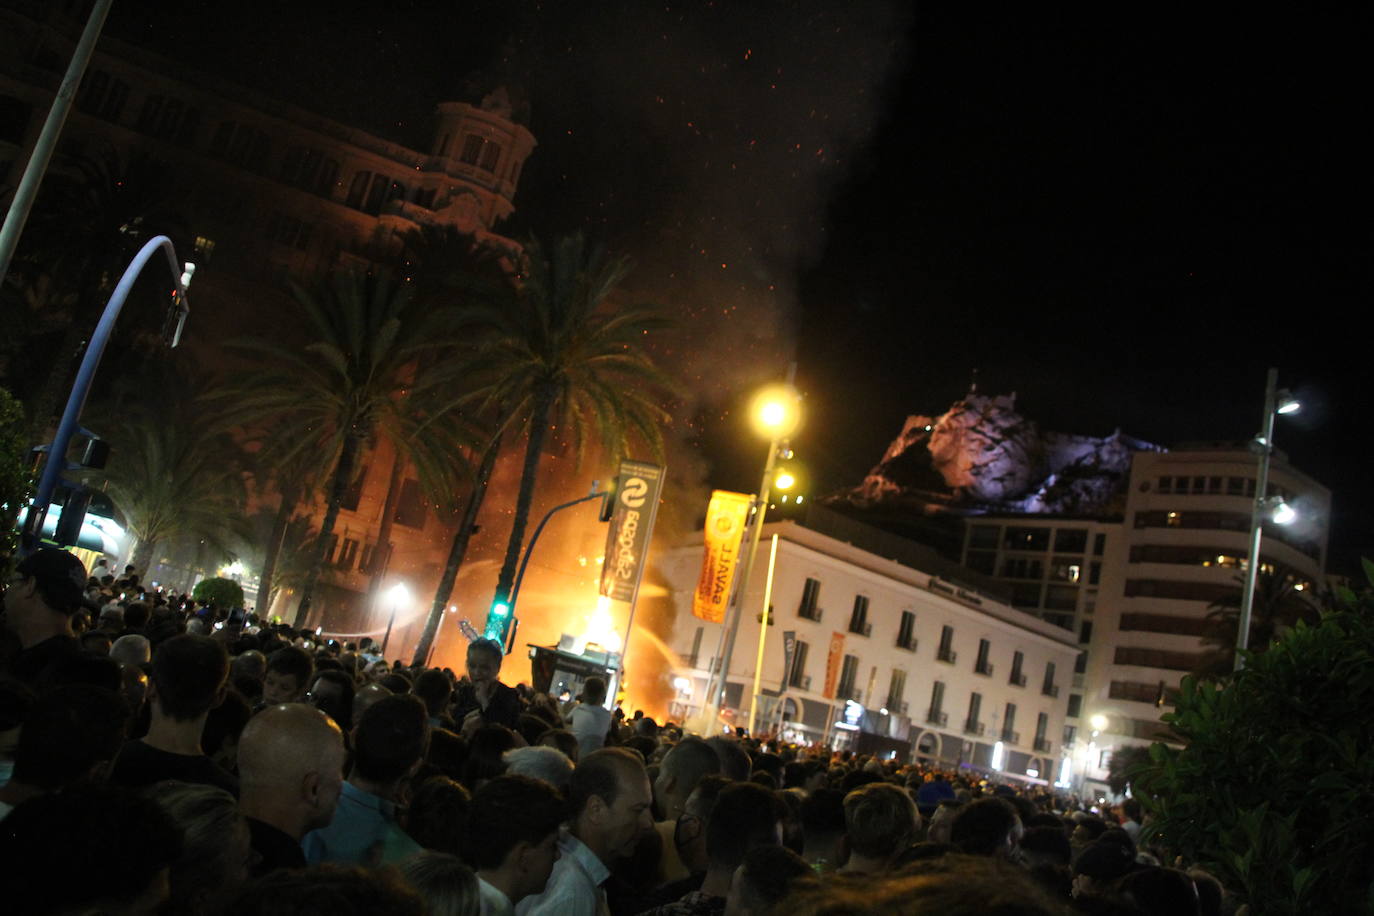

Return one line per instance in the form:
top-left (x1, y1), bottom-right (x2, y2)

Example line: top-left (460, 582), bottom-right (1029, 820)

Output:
top-left (692, 490), bottom-right (753, 622)
top-left (823, 631), bottom-right (846, 699)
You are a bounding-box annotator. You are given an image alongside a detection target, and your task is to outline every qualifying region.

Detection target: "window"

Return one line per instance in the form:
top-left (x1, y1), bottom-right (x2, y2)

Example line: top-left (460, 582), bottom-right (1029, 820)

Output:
top-left (937, 625), bottom-right (956, 663)
top-left (1093, 533), bottom-right (1106, 556)
top-left (365, 173), bottom-right (391, 214)
top-left (336, 538), bottom-right (359, 570)
top-left (281, 146), bottom-right (341, 196)
top-left (479, 140), bottom-right (501, 172)
top-left (347, 170), bottom-right (371, 209)
top-left (1067, 694), bottom-right (1083, 718)
top-left (1050, 558), bottom-right (1082, 582)
top-left (1042, 662), bottom-right (1058, 697)
top-left (798, 577), bottom-right (821, 620)
top-left (788, 640), bottom-right (809, 687)
top-left (1054, 528), bottom-right (1088, 553)
top-left (78, 70), bottom-right (129, 121)
top-left (1227, 476), bottom-right (1246, 496)
top-left (1074, 650), bottom-right (1087, 674)
top-left (965, 550), bottom-right (996, 574)
top-left (965, 692), bottom-right (983, 734)
top-left (394, 478), bottom-right (426, 528)
top-left (886, 669), bottom-right (906, 711)
top-left (1004, 527), bottom-right (1051, 551)
top-left (928, 681), bottom-right (946, 724)
top-left (896, 611), bottom-right (916, 650)
top-left (215, 121), bottom-right (271, 171)
top-left (1002, 702), bottom-right (1017, 742)
top-left (320, 533), bottom-right (338, 565)
top-left (688, 627), bottom-right (704, 668)
top-left (837, 655), bottom-right (860, 701)
top-left (1079, 621), bottom-right (1093, 644)
top-left (459, 134), bottom-right (484, 164)
top-left (1113, 647), bottom-right (1201, 672)
top-left (848, 595), bottom-right (869, 635)
top-left (1044, 585), bottom-right (1078, 611)
top-left (1034, 712), bottom-right (1050, 752)
top-left (1000, 556), bottom-right (1043, 579)
top-left (975, 638), bottom-right (993, 675)
top-left (1099, 749), bottom-right (1113, 769)
top-left (339, 464), bottom-right (367, 512)
top-left (266, 211), bottom-right (314, 251)
top-left (1010, 651), bottom-right (1026, 686)
top-left (1063, 724), bottom-right (1077, 747)
top-left (1088, 561), bottom-right (1101, 585)
top-left (1109, 681), bottom-right (1180, 705)
top-left (1118, 613), bottom-right (1210, 637)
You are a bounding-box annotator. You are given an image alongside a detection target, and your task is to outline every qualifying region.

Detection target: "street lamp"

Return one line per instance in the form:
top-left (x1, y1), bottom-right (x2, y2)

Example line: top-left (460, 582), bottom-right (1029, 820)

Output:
top-left (381, 583), bottom-right (409, 656)
top-left (1236, 368), bottom-right (1301, 672)
top-left (702, 373), bottom-right (802, 729)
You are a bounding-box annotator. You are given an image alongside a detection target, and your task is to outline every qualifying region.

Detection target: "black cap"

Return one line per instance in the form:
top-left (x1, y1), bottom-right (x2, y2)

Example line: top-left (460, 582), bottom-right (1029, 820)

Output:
top-left (15, 548), bottom-right (88, 612)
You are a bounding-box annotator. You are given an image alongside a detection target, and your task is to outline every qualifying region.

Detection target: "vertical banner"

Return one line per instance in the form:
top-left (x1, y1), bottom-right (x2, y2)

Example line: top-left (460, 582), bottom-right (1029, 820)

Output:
top-left (781, 630), bottom-right (797, 692)
top-left (599, 460), bottom-right (665, 603)
top-left (823, 631), bottom-right (845, 699)
top-left (691, 490), bottom-right (753, 622)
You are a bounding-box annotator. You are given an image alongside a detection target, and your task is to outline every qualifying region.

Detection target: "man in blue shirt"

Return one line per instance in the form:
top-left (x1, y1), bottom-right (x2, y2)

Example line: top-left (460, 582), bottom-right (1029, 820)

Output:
top-left (303, 693), bottom-right (429, 866)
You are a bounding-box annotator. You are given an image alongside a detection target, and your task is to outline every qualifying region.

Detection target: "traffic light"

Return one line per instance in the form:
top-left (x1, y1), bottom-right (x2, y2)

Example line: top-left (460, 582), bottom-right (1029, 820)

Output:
top-left (484, 599), bottom-right (514, 649)
top-left (54, 487), bottom-right (93, 548)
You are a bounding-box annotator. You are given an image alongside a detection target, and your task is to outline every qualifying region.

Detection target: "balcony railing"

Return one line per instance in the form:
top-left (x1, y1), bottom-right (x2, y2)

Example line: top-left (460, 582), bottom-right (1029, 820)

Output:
top-left (896, 635), bottom-right (918, 652)
top-left (849, 621), bottom-right (872, 637)
top-left (964, 720), bottom-right (986, 736)
top-left (1001, 730), bottom-right (1020, 745)
top-left (798, 604), bottom-right (822, 622)
top-left (1010, 672), bottom-right (1027, 687)
top-left (1034, 737), bottom-right (1052, 753)
top-left (937, 648), bottom-right (958, 664)
top-left (1042, 684), bottom-right (1060, 698)
top-left (975, 661), bottom-right (995, 677)
top-left (927, 710), bottom-right (948, 727)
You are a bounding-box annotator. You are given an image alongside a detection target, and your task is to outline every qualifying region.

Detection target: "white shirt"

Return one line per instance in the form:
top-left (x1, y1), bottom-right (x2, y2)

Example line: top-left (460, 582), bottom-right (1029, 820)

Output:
top-left (516, 830), bottom-right (610, 916)
top-left (567, 703), bottom-right (612, 760)
top-left (478, 876), bottom-right (515, 916)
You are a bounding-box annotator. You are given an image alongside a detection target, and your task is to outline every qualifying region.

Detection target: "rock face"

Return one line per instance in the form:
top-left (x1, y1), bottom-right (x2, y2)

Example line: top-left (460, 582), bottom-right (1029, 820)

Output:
top-left (840, 391), bottom-right (1160, 516)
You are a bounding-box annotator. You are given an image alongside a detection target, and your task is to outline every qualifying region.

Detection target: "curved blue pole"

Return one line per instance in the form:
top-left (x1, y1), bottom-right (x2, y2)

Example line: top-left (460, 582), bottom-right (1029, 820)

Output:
top-left (20, 234), bottom-right (190, 554)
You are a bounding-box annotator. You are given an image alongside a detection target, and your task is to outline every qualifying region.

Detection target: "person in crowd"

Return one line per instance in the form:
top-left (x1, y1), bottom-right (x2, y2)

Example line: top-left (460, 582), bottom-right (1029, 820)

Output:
top-left (454, 639), bottom-right (522, 731)
top-left (1, 547), bottom-right (87, 684)
top-left (1117, 866), bottom-right (1203, 916)
top-left (1119, 797), bottom-right (1144, 842)
top-left (239, 703), bottom-right (347, 875)
top-left (949, 796), bottom-right (1022, 859)
top-left (80, 627), bottom-right (113, 655)
top-left (308, 668), bottom-right (357, 731)
top-left (232, 649), bottom-right (269, 702)
top-left (415, 667), bottom-right (456, 728)
top-left (353, 680), bottom-right (393, 722)
top-left (110, 632), bottom-right (151, 666)
top-left (705, 735), bottom-right (751, 782)
top-left (399, 851), bottom-right (481, 916)
top-left (0, 684), bottom-right (129, 818)
top-left (0, 784), bottom-right (183, 916)
top-left (651, 736), bottom-right (723, 883)
top-left (641, 780), bottom-right (786, 916)
top-left (0, 679), bottom-right (33, 790)
top-left (203, 689), bottom-right (253, 773)
top-left (518, 747), bottom-right (654, 916)
top-left (504, 744), bottom-right (575, 792)
top-left (723, 844), bottom-right (814, 916)
top-left (1018, 824), bottom-right (1074, 900)
top-left (263, 645), bottom-right (314, 705)
top-left (109, 634), bottom-right (239, 795)
top-left (465, 774), bottom-right (566, 916)
top-left (538, 727), bottom-right (581, 762)
top-left (304, 693), bottom-right (429, 866)
top-left (838, 781), bottom-right (921, 875)
top-left (151, 780), bottom-right (254, 915)
top-left (405, 775), bottom-right (471, 857)
top-left (798, 787), bottom-right (847, 874)
top-left (1071, 835), bottom-right (1139, 901)
top-left (225, 864), bottom-right (426, 916)
top-left (566, 676), bottom-right (612, 757)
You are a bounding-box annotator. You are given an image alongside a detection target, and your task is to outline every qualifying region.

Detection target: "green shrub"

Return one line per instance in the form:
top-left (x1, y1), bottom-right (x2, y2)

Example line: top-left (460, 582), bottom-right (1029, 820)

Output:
top-left (191, 576), bottom-right (245, 609)
top-left (1134, 561), bottom-right (1374, 914)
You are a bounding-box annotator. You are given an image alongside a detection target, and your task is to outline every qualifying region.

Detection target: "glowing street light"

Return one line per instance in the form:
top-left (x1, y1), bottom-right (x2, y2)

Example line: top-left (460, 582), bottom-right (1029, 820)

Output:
top-left (1089, 714), bottom-right (1108, 732)
top-left (701, 371), bottom-right (803, 731)
top-left (1236, 369), bottom-right (1302, 672)
top-left (381, 583), bottom-right (410, 656)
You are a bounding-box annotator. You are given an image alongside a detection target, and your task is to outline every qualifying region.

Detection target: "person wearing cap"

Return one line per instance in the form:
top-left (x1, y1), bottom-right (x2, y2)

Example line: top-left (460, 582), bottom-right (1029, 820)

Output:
top-left (1, 548), bottom-right (88, 685)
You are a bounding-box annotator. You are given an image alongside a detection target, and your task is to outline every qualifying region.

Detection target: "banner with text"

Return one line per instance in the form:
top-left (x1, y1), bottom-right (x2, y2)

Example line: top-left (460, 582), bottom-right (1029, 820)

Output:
top-left (599, 460), bottom-right (666, 603)
top-left (781, 630), bottom-right (797, 692)
top-left (691, 490), bottom-right (753, 622)
top-left (823, 631), bottom-right (846, 699)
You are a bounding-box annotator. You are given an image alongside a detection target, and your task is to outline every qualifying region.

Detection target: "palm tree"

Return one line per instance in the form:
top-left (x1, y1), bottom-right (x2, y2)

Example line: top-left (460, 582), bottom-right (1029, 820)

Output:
top-left (1197, 563), bottom-right (1321, 676)
top-left (98, 381), bottom-right (251, 576)
top-left (220, 267), bottom-right (472, 628)
top-left (410, 233), bottom-right (676, 664)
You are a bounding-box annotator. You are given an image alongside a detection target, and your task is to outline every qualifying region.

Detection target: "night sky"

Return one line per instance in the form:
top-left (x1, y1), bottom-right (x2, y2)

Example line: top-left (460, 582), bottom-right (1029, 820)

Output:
top-left (103, 3), bottom-right (1371, 574)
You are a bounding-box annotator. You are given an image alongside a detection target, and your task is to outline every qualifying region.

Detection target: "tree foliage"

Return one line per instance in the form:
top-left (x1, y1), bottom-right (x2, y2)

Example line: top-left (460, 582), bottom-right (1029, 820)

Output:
top-left (1134, 561), bottom-right (1374, 914)
top-left (191, 576), bottom-right (245, 610)
top-left (0, 388), bottom-right (31, 579)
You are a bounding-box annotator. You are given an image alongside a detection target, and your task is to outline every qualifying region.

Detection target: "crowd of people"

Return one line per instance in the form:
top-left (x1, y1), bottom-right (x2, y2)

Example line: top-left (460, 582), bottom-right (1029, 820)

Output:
top-left (1, 547), bottom-right (1240, 915)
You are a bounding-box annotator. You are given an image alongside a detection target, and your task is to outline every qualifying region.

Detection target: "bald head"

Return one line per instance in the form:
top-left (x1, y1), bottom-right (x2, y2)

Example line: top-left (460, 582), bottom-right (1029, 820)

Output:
top-left (353, 682), bottom-right (392, 722)
top-left (110, 634), bottom-right (151, 666)
top-left (239, 704), bottom-right (343, 789)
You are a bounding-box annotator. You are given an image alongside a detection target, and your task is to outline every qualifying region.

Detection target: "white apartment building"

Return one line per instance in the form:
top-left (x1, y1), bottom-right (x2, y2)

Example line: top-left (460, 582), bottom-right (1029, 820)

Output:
top-left (959, 443), bottom-right (1329, 794)
top-left (660, 520), bottom-right (1080, 781)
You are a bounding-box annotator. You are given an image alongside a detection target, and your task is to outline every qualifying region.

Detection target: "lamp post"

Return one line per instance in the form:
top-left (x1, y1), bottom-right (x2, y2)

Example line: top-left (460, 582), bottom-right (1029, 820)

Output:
top-left (381, 583), bottom-right (409, 657)
top-left (703, 373), bottom-right (801, 729)
top-left (1235, 368), bottom-right (1300, 673)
